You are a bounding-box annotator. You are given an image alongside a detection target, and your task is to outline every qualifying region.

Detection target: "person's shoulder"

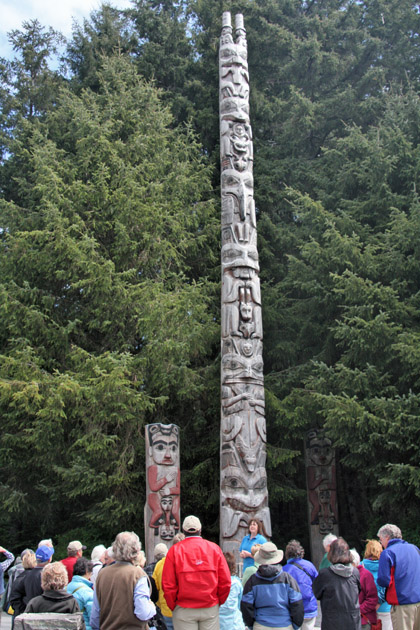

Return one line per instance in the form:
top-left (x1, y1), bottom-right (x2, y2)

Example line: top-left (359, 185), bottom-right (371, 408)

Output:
top-left (256, 534), bottom-right (267, 543)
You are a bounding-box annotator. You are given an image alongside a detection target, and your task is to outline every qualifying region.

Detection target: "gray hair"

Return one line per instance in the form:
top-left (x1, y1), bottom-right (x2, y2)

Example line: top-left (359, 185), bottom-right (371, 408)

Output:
top-left (350, 548), bottom-right (361, 566)
top-left (377, 524), bottom-right (402, 540)
top-left (112, 531), bottom-right (142, 563)
top-left (285, 540), bottom-right (305, 560)
top-left (322, 533), bottom-right (337, 550)
top-left (38, 539), bottom-right (53, 548)
top-left (91, 544), bottom-right (106, 562)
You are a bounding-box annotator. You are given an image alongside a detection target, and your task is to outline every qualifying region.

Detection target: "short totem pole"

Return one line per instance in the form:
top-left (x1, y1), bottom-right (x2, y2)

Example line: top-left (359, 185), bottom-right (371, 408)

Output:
top-left (144, 423), bottom-right (180, 561)
top-left (219, 12), bottom-right (272, 557)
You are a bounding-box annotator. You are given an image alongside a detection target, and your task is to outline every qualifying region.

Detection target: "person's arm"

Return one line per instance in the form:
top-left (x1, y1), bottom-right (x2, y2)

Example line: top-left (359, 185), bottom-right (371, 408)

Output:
top-left (285, 574), bottom-right (304, 630)
top-left (133, 576), bottom-right (156, 621)
top-left (90, 591), bottom-right (100, 630)
top-left (312, 571), bottom-right (325, 600)
top-left (377, 553), bottom-right (391, 588)
top-left (0, 548), bottom-right (15, 572)
top-left (241, 575), bottom-right (256, 627)
top-left (9, 573), bottom-right (26, 615)
top-left (360, 571), bottom-right (378, 615)
top-left (161, 551), bottom-right (177, 611)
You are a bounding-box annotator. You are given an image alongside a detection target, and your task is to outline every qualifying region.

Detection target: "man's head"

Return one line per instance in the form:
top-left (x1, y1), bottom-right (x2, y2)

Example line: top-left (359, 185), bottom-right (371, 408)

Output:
top-left (67, 540), bottom-right (86, 558)
top-left (322, 533), bottom-right (337, 552)
top-left (112, 531), bottom-right (142, 564)
top-left (35, 545), bottom-right (55, 566)
top-left (377, 524), bottom-right (402, 549)
top-left (182, 515), bottom-right (202, 536)
top-left (38, 539), bottom-right (53, 548)
top-left (104, 546), bottom-right (114, 565)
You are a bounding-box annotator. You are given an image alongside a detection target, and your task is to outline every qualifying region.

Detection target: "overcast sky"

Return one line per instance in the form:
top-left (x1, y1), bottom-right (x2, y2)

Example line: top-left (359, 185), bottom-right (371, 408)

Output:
top-left (0, 0), bottom-right (133, 59)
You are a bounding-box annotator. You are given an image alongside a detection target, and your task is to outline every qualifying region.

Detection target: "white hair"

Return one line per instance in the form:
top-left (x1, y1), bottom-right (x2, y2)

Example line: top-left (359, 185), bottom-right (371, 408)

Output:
top-left (322, 534), bottom-right (337, 550)
top-left (112, 532), bottom-right (141, 563)
top-left (91, 544), bottom-right (106, 562)
top-left (38, 539), bottom-right (53, 548)
top-left (377, 524), bottom-right (402, 540)
top-left (350, 548), bottom-right (361, 566)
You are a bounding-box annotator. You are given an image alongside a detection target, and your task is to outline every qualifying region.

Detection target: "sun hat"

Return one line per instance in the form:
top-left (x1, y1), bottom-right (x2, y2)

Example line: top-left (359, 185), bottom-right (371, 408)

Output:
top-left (254, 542), bottom-right (284, 565)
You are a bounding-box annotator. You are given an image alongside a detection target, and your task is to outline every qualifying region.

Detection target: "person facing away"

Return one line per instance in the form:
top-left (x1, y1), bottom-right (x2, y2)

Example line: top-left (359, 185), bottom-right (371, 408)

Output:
top-left (91, 531), bottom-right (156, 630)
top-left (61, 540), bottom-right (87, 583)
top-left (90, 544), bottom-right (106, 587)
top-left (9, 551), bottom-right (37, 625)
top-left (10, 544), bottom-right (54, 615)
top-left (241, 541), bottom-right (304, 630)
top-left (312, 537), bottom-right (361, 630)
top-left (361, 539), bottom-right (393, 630)
top-left (24, 561), bottom-right (80, 614)
top-left (162, 515), bottom-right (231, 630)
top-left (350, 548), bottom-right (378, 628)
top-left (153, 534), bottom-right (185, 630)
top-left (377, 523), bottom-right (420, 630)
top-left (67, 557), bottom-right (94, 630)
top-left (219, 551), bottom-right (245, 630)
top-left (282, 539), bottom-right (318, 630)
top-left (319, 533), bottom-right (337, 570)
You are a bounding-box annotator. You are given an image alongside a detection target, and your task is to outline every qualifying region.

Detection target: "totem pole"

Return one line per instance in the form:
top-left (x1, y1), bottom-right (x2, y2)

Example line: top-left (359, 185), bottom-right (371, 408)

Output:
top-left (219, 12), bottom-right (272, 557)
top-left (144, 423), bottom-right (180, 561)
top-left (305, 428), bottom-right (339, 567)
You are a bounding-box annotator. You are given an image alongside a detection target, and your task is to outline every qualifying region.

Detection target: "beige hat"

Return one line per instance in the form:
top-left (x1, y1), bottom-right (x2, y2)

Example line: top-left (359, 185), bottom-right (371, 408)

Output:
top-left (254, 542), bottom-right (284, 565)
top-left (67, 540), bottom-right (86, 552)
top-left (182, 515), bottom-right (202, 533)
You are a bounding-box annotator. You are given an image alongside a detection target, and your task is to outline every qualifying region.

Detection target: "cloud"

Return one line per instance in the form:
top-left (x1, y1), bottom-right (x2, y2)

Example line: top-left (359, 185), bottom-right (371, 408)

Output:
top-left (0, 0), bottom-right (133, 58)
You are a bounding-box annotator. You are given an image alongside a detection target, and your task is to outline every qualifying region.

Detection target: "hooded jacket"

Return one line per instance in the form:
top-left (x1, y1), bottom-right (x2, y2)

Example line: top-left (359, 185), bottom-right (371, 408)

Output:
top-left (361, 558), bottom-right (391, 613)
top-left (241, 563), bottom-right (304, 630)
top-left (67, 574), bottom-right (94, 630)
top-left (312, 564), bottom-right (362, 630)
top-left (377, 538), bottom-right (420, 606)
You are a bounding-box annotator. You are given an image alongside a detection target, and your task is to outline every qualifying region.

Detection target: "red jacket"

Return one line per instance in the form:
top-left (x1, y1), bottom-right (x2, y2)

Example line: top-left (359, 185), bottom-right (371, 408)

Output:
top-left (61, 557), bottom-right (77, 582)
top-left (162, 536), bottom-right (231, 610)
top-left (358, 565), bottom-right (378, 625)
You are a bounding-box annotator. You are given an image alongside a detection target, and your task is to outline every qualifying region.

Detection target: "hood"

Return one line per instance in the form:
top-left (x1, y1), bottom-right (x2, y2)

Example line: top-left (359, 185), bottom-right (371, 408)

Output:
top-left (329, 563), bottom-right (354, 578)
top-left (362, 558), bottom-right (379, 575)
top-left (69, 575), bottom-right (93, 589)
top-left (256, 563), bottom-right (282, 579)
top-left (42, 590), bottom-right (75, 601)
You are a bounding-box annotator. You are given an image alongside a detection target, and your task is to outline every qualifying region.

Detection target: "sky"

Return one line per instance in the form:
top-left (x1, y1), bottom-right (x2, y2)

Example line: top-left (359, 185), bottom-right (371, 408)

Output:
top-left (0, 0), bottom-right (133, 59)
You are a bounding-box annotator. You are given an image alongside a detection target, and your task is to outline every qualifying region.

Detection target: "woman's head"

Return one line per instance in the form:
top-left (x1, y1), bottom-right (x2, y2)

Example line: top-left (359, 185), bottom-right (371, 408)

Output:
top-left (327, 537), bottom-right (351, 565)
top-left (73, 557), bottom-right (93, 577)
top-left (285, 540), bottom-right (305, 560)
top-left (22, 551), bottom-right (37, 570)
top-left (224, 551), bottom-right (236, 575)
top-left (41, 562), bottom-right (68, 591)
top-left (364, 539), bottom-right (383, 561)
top-left (248, 519), bottom-right (266, 536)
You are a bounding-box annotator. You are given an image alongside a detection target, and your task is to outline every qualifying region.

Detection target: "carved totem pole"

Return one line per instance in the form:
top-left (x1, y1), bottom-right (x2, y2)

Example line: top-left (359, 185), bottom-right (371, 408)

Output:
top-left (219, 12), bottom-right (272, 556)
top-left (305, 428), bottom-right (339, 567)
top-left (144, 423), bottom-right (180, 561)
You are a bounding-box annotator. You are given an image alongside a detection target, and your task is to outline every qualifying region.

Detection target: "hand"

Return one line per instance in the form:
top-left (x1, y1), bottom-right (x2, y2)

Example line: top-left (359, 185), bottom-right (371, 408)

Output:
top-left (166, 470), bottom-right (177, 483)
top-left (0, 546), bottom-right (6, 553)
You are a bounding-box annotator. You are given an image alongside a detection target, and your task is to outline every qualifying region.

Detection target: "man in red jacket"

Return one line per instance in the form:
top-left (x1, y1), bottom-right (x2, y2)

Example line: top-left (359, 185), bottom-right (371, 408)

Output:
top-left (61, 540), bottom-right (86, 582)
top-left (162, 515), bottom-right (231, 630)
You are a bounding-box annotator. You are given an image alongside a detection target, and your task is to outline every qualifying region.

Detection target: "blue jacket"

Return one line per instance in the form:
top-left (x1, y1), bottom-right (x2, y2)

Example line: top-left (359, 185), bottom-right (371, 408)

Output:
top-left (241, 564), bottom-right (304, 630)
top-left (283, 558), bottom-right (318, 618)
top-left (219, 575), bottom-right (245, 630)
top-left (362, 558), bottom-right (391, 613)
top-left (240, 534), bottom-right (267, 571)
top-left (67, 575), bottom-right (94, 630)
top-left (377, 538), bottom-right (420, 606)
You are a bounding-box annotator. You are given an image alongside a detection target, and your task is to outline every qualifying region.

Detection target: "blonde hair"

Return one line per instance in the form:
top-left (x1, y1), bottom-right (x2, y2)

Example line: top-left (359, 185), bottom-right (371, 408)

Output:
top-left (364, 539), bottom-right (383, 561)
top-left (22, 552), bottom-right (37, 570)
top-left (41, 562), bottom-right (68, 590)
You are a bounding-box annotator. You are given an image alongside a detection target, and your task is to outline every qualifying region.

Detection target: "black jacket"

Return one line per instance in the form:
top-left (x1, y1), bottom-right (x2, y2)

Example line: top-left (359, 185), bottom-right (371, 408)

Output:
top-left (10, 567), bottom-right (43, 616)
top-left (312, 564), bottom-right (362, 630)
top-left (25, 589), bottom-right (80, 614)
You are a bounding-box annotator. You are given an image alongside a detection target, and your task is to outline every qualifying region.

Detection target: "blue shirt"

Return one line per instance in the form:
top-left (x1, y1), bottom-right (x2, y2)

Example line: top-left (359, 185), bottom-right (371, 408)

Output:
top-left (240, 534), bottom-right (267, 571)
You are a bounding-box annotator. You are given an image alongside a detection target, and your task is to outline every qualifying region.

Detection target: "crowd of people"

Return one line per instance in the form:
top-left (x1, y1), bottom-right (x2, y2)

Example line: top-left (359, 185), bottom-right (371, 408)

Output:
top-left (1, 520), bottom-right (420, 630)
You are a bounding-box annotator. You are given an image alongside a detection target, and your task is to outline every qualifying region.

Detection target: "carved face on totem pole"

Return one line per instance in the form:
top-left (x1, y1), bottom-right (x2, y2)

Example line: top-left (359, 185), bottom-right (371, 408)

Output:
top-left (306, 429), bottom-right (337, 533)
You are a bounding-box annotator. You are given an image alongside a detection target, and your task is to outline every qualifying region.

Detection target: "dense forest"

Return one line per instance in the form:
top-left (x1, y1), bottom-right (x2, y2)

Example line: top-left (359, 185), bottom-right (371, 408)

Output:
top-left (2, 0), bottom-right (420, 558)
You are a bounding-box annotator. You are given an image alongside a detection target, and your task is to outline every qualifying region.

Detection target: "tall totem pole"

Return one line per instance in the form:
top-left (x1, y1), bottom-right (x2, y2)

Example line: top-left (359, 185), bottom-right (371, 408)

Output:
top-left (219, 12), bottom-right (272, 557)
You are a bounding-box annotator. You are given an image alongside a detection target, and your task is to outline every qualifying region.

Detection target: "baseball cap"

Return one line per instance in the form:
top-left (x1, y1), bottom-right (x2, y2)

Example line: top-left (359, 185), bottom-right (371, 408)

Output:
top-left (182, 515), bottom-right (202, 533)
top-left (36, 545), bottom-right (55, 563)
top-left (67, 540), bottom-right (87, 552)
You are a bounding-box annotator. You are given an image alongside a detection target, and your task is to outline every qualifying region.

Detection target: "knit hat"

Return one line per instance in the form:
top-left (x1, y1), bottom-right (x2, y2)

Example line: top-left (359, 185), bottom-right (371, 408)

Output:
top-left (182, 515), bottom-right (202, 533)
top-left (254, 542), bottom-right (284, 565)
